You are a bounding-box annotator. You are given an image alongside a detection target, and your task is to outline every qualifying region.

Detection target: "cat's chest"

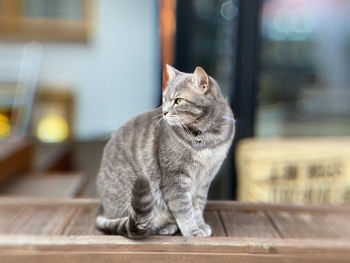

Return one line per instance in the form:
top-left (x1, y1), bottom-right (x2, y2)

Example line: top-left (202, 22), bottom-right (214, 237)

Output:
top-left (195, 143), bottom-right (226, 160)
top-left (192, 148), bottom-right (215, 165)
top-left (189, 145), bottom-right (227, 174)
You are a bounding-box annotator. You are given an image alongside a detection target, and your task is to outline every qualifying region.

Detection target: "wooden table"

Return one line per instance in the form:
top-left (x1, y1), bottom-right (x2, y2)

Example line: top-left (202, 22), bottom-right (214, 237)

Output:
top-left (0, 198), bottom-right (350, 262)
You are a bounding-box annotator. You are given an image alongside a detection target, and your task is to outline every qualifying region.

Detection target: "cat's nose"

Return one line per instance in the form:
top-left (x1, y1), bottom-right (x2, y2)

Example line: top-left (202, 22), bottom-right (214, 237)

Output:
top-left (162, 111), bottom-right (168, 116)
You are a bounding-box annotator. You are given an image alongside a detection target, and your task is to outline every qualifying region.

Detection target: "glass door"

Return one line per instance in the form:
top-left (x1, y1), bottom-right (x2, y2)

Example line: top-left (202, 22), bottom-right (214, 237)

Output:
top-left (174, 0), bottom-right (241, 199)
top-left (257, 0), bottom-right (350, 137)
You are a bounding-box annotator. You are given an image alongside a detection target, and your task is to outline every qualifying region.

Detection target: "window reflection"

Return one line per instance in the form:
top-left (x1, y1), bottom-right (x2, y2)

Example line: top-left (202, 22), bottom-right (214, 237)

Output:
top-left (257, 0), bottom-right (350, 137)
top-left (175, 0), bottom-right (239, 199)
top-left (181, 0), bottom-right (238, 98)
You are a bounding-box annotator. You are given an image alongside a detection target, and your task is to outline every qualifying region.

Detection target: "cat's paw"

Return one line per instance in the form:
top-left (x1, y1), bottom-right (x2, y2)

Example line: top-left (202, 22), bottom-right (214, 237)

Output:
top-left (158, 223), bottom-right (178, 235)
top-left (183, 227), bottom-right (210, 237)
top-left (198, 223), bottom-right (212, 236)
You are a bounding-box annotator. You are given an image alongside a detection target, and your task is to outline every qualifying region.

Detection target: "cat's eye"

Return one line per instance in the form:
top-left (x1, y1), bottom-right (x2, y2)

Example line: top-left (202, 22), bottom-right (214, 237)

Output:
top-left (163, 97), bottom-right (167, 103)
top-left (175, 98), bottom-right (183, 105)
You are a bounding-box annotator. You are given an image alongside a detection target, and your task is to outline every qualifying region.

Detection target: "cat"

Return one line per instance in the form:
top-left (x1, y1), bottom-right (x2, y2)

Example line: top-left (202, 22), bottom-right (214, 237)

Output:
top-left (96, 65), bottom-right (235, 238)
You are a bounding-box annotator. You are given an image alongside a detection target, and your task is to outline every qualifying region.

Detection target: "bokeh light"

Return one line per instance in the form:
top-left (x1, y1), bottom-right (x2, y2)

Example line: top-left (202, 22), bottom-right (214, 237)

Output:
top-left (220, 0), bottom-right (238, 21)
top-left (36, 114), bottom-right (69, 143)
top-left (0, 113), bottom-right (10, 138)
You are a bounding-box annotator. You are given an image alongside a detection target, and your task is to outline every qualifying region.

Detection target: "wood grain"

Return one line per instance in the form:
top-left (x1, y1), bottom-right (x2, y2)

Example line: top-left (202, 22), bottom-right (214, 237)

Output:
top-left (0, 207), bottom-right (25, 233)
top-left (267, 210), bottom-right (350, 239)
top-left (204, 210), bottom-right (227, 236)
top-left (220, 209), bottom-right (281, 238)
top-left (63, 206), bottom-right (101, 235)
top-left (0, 198), bottom-right (350, 262)
top-left (206, 200), bottom-right (350, 213)
top-left (1, 235), bottom-right (350, 254)
top-left (1, 252), bottom-right (350, 263)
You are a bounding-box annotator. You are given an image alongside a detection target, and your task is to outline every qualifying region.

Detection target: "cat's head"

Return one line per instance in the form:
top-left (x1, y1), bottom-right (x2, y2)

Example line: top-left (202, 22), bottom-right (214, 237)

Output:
top-left (162, 65), bottom-right (223, 128)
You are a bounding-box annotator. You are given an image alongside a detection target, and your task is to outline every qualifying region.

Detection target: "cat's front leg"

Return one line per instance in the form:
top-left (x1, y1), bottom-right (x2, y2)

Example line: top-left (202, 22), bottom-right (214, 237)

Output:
top-left (193, 182), bottom-right (212, 236)
top-left (163, 176), bottom-right (209, 237)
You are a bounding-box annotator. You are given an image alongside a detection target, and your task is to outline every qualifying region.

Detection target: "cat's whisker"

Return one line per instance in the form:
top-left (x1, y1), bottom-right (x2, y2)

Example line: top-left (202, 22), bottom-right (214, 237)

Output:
top-left (182, 114), bottom-right (197, 121)
top-left (168, 116), bottom-right (188, 133)
top-left (181, 116), bottom-right (199, 126)
top-left (154, 116), bottom-right (165, 129)
top-left (160, 118), bottom-right (166, 128)
top-left (176, 121), bottom-right (186, 134)
top-left (152, 112), bottom-right (162, 118)
top-left (175, 120), bottom-right (182, 129)
top-left (181, 116), bottom-right (203, 134)
top-left (179, 119), bottom-right (191, 135)
top-left (222, 115), bottom-right (236, 123)
top-left (151, 113), bottom-right (163, 121)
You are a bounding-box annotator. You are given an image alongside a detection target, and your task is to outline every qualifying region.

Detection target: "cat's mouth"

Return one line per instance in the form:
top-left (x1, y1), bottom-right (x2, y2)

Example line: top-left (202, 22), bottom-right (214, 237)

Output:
top-left (164, 115), bottom-right (178, 126)
top-left (165, 115), bottom-right (192, 128)
top-left (164, 115), bottom-right (200, 134)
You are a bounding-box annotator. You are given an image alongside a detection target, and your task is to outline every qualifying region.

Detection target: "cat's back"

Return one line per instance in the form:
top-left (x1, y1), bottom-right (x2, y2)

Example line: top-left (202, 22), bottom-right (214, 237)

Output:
top-left (100, 107), bottom-right (163, 168)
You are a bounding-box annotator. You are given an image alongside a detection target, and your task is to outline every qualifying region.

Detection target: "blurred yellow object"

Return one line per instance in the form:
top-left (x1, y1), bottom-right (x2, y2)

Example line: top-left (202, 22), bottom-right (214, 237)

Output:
top-left (236, 137), bottom-right (350, 204)
top-left (36, 114), bottom-right (69, 143)
top-left (0, 113), bottom-right (11, 138)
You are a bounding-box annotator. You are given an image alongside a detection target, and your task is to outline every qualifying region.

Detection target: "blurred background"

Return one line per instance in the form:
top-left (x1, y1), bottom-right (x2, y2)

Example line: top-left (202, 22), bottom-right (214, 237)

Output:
top-left (0, 0), bottom-right (349, 203)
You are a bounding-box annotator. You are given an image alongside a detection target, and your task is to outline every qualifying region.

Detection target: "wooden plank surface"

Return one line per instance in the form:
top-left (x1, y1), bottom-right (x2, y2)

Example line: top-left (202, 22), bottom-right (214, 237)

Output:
top-left (267, 210), bottom-right (350, 239)
top-left (0, 198), bottom-right (349, 239)
top-left (0, 206), bottom-right (25, 233)
top-left (2, 198), bottom-right (349, 211)
top-left (0, 198), bottom-right (349, 262)
top-left (2, 207), bottom-right (32, 234)
top-left (63, 206), bottom-right (102, 235)
top-left (1, 235), bottom-right (350, 254)
top-left (220, 209), bottom-right (280, 238)
top-left (1, 251), bottom-right (350, 263)
top-left (203, 210), bottom-right (226, 236)
top-left (206, 200), bottom-right (350, 213)
top-left (9, 206), bottom-right (73, 235)
top-left (1, 234), bottom-right (350, 262)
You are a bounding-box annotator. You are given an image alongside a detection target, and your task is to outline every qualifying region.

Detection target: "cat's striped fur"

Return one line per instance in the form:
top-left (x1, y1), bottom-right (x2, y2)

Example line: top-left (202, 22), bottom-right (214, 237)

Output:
top-left (96, 65), bottom-right (235, 238)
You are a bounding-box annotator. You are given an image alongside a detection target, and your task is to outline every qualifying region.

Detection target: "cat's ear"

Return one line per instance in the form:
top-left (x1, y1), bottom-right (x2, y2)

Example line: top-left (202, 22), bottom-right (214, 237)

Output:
top-left (192, 66), bottom-right (209, 94)
top-left (166, 64), bottom-right (180, 81)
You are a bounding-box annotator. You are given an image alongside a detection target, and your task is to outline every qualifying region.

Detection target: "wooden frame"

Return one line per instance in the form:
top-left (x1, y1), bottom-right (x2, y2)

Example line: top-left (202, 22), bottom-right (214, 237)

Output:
top-left (159, 0), bottom-right (176, 93)
top-left (1, 235), bottom-right (350, 263)
top-left (0, 0), bottom-right (96, 42)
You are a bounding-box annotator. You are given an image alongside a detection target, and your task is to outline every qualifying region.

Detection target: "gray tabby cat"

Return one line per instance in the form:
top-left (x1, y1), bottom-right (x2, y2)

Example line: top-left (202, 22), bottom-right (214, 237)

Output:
top-left (96, 65), bottom-right (235, 238)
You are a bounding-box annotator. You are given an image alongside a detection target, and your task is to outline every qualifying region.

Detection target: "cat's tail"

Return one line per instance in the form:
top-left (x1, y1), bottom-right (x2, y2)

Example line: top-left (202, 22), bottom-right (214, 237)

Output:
top-left (95, 176), bottom-right (154, 239)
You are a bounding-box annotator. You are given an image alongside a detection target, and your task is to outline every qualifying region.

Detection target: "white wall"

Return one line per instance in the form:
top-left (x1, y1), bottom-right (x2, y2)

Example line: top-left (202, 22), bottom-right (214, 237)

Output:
top-left (0, 0), bottom-right (160, 140)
